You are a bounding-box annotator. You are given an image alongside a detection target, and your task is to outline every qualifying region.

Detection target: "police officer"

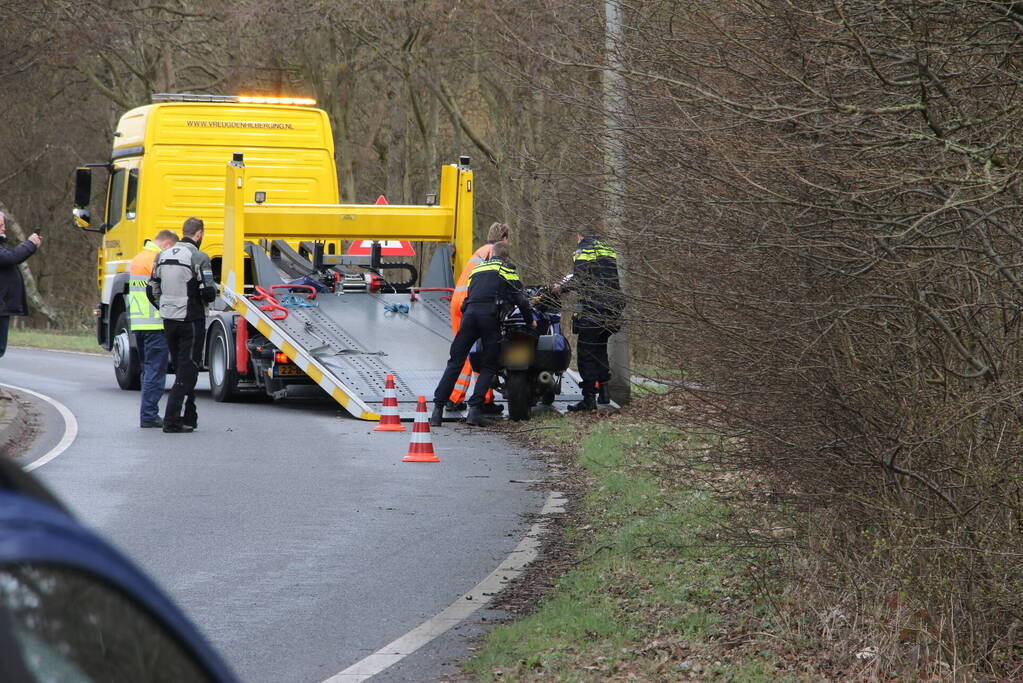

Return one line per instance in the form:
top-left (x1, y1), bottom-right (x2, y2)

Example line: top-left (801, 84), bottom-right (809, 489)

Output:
top-left (431, 241), bottom-right (534, 427)
top-left (447, 221), bottom-right (509, 413)
top-left (128, 230), bottom-right (178, 428)
top-left (149, 217), bottom-right (216, 433)
top-left (553, 233), bottom-right (623, 411)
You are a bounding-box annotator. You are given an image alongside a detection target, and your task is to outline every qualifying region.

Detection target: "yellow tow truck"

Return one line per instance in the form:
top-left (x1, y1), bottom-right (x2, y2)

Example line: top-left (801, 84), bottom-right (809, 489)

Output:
top-left (71, 93), bottom-right (487, 420)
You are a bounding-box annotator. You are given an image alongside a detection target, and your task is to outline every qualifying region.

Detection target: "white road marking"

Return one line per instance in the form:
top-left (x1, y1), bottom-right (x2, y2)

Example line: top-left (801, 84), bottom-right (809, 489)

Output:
top-left (322, 491), bottom-right (569, 683)
top-left (1, 383), bottom-right (79, 471)
top-left (9, 345), bottom-right (104, 357)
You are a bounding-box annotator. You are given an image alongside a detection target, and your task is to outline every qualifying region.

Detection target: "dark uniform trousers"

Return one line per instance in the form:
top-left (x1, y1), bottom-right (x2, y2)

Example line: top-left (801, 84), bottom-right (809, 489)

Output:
top-left (163, 318), bottom-right (204, 427)
top-left (576, 323), bottom-right (612, 396)
top-left (433, 304), bottom-right (502, 407)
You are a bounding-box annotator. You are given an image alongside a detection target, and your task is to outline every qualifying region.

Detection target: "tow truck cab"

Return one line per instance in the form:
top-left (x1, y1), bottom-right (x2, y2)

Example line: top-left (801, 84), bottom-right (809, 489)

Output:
top-left (71, 93), bottom-right (339, 389)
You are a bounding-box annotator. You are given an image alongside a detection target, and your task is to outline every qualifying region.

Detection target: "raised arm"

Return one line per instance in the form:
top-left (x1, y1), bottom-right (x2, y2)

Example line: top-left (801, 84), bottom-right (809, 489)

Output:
top-left (0, 239), bottom-right (38, 266)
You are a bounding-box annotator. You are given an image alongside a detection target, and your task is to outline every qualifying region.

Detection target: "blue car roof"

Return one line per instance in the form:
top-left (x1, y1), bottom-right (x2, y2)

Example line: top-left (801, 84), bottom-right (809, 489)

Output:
top-left (0, 487), bottom-right (238, 682)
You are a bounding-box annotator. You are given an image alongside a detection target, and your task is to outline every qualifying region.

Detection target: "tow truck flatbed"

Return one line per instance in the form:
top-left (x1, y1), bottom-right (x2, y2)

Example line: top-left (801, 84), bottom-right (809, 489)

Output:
top-left (209, 155), bottom-right (585, 420)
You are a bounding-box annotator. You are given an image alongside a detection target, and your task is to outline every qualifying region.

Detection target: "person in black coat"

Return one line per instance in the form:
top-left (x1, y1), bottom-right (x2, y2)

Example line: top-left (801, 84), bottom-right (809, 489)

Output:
top-left (0, 212), bottom-right (43, 358)
top-left (552, 234), bottom-right (623, 411)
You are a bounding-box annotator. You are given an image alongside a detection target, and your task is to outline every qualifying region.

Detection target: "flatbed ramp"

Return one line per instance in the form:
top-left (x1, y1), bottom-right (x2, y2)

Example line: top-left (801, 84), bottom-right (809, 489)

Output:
top-left (268, 289), bottom-right (457, 411)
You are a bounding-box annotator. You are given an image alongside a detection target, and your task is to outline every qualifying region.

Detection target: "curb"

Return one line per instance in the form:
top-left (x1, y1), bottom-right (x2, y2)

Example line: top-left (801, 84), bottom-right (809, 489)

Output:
top-left (0, 388), bottom-right (32, 459)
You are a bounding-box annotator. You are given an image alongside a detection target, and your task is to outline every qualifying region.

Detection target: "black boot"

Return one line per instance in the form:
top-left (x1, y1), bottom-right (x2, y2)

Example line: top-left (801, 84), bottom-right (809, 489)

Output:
top-left (596, 382), bottom-right (610, 405)
top-left (569, 381), bottom-right (598, 412)
top-left (466, 405), bottom-right (494, 426)
top-left (567, 396), bottom-right (596, 412)
top-left (446, 401), bottom-right (466, 411)
top-left (430, 403), bottom-right (445, 427)
top-left (480, 402), bottom-right (504, 415)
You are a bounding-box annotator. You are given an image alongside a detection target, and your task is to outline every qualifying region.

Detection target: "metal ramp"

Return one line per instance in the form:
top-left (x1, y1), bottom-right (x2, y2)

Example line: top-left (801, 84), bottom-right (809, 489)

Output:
top-left (271, 289), bottom-right (457, 410)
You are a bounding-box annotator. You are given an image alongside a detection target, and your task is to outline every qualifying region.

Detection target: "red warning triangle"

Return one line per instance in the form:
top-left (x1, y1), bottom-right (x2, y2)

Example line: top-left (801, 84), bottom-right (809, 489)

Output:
top-left (345, 195), bottom-right (417, 256)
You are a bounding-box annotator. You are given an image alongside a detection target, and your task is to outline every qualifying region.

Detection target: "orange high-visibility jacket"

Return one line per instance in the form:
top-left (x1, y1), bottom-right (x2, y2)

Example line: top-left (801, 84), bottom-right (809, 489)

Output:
top-left (450, 241), bottom-right (496, 333)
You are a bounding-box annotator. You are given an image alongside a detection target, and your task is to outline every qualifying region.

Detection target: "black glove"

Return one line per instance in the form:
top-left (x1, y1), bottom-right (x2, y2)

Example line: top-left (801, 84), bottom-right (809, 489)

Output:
top-left (145, 279), bottom-right (159, 307)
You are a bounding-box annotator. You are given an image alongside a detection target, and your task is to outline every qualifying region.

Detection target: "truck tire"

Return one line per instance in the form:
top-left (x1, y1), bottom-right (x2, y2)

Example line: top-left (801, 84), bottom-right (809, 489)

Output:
top-left (505, 371), bottom-right (532, 421)
top-left (112, 312), bottom-right (141, 390)
top-left (208, 323), bottom-right (240, 402)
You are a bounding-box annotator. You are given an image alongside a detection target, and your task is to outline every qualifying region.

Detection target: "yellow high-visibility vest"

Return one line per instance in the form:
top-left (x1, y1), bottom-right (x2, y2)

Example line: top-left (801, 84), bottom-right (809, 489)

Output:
top-left (128, 242), bottom-right (163, 331)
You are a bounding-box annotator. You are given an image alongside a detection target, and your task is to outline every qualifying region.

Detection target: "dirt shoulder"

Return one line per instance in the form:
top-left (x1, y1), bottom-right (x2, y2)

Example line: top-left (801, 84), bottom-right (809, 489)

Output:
top-left (0, 387), bottom-right (36, 460)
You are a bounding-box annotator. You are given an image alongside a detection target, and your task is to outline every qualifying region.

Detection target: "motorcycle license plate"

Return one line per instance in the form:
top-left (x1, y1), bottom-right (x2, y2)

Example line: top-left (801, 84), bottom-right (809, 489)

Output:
top-left (275, 364), bottom-right (304, 377)
top-left (504, 345), bottom-right (533, 366)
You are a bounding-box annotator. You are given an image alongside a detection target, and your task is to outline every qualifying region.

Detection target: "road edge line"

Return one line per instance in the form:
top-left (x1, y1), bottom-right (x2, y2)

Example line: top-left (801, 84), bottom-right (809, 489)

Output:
top-left (322, 490), bottom-right (568, 683)
top-left (9, 345), bottom-right (105, 357)
top-left (1, 383), bottom-right (79, 472)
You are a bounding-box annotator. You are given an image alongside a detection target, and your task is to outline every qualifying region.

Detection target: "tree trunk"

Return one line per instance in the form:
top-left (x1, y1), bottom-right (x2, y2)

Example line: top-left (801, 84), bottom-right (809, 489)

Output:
top-left (603, 0), bottom-right (632, 404)
top-left (158, 49), bottom-right (176, 92)
top-left (334, 98), bottom-right (357, 204)
top-left (386, 77), bottom-right (407, 202)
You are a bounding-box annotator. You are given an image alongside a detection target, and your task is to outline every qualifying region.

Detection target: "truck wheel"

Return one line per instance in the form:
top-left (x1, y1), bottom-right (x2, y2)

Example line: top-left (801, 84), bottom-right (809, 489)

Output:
top-left (505, 371), bottom-right (532, 421)
top-left (208, 324), bottom-right (240, 402)
top-left (112, 312), bottom-right (141, 390)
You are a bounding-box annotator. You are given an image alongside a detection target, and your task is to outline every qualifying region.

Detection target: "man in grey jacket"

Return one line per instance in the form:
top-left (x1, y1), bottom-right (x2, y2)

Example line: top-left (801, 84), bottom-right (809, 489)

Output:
top-left (149, 217), bottom-right (215, 433)
top-left (0, 213), bottom-right (42, 358)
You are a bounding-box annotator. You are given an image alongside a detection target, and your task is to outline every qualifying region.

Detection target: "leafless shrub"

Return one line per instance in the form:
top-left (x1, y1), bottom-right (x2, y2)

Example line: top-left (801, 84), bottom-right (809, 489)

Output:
top-left (505, 0), bottom-right (1023, 675)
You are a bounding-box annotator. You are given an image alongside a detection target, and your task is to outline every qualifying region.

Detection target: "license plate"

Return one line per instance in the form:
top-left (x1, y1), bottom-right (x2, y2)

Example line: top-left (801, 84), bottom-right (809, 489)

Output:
top-left (275, 364), bottom-right (304, 377)
top-left (504, 345), bottom-right (533, 366)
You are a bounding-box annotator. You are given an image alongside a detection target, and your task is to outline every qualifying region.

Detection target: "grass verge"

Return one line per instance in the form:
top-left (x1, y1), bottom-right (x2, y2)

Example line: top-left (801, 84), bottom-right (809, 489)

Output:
top-left (630, 380), bottom-right (670, 397)
top-left (9, 328), bottom-right (101, 354)
top-left (467, 411), bottom-right (796, 681)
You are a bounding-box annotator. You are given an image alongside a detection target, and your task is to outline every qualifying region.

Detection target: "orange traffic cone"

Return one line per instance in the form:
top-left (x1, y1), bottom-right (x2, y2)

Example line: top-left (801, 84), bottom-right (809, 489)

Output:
top-left (374, 374), bottom-right (406, 432)
top-left (403, 396), bottom-right (440, 462)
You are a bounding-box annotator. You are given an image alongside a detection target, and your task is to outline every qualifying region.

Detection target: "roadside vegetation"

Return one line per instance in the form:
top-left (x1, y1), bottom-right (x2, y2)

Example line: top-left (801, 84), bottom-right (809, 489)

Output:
top-left (468, 406), bottom-right (801, 681)
top-left (8, 329), bottom-right (98, 354)
top-left (470, 395), bottom-right (977, 681)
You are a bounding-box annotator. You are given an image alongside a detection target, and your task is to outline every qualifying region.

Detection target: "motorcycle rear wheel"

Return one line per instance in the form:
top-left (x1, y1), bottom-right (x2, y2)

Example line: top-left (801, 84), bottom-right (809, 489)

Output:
top-left (505, 371), bottom-right (532, 421)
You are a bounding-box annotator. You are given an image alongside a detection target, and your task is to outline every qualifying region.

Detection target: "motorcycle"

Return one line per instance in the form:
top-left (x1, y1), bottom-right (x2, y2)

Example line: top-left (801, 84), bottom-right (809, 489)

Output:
top-left (471, 286), bottom-right (572, 421)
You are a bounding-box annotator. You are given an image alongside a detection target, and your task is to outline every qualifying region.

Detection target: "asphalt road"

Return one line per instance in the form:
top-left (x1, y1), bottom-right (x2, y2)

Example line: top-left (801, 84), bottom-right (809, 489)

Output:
top-left (2, 347), bottom-right (546, 682)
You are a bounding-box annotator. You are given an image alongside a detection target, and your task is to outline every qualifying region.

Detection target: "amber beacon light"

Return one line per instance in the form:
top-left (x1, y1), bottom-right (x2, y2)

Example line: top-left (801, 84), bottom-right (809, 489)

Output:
top-left (150, 93), bottom-right (317, 106)
top-left (238, 95), bottom-right (317, 106)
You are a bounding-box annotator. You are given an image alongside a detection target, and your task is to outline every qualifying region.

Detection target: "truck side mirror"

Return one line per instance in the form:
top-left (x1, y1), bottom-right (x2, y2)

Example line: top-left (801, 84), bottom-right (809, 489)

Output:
top-left (74, 168), bottom-right (92, 208)
top-left (72, 167), bottom-right (102, 232)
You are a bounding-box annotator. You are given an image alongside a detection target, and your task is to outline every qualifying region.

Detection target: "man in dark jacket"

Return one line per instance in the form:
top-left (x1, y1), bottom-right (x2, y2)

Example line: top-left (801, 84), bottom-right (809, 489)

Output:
top-left (431, 241), bottom-right (534, 427)
top-left (0, 213), bottom-right (42, 358)
top-left (553, 234), bottom-right (623, 411)
top-left (149, 217), bottom-right (215, 433)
